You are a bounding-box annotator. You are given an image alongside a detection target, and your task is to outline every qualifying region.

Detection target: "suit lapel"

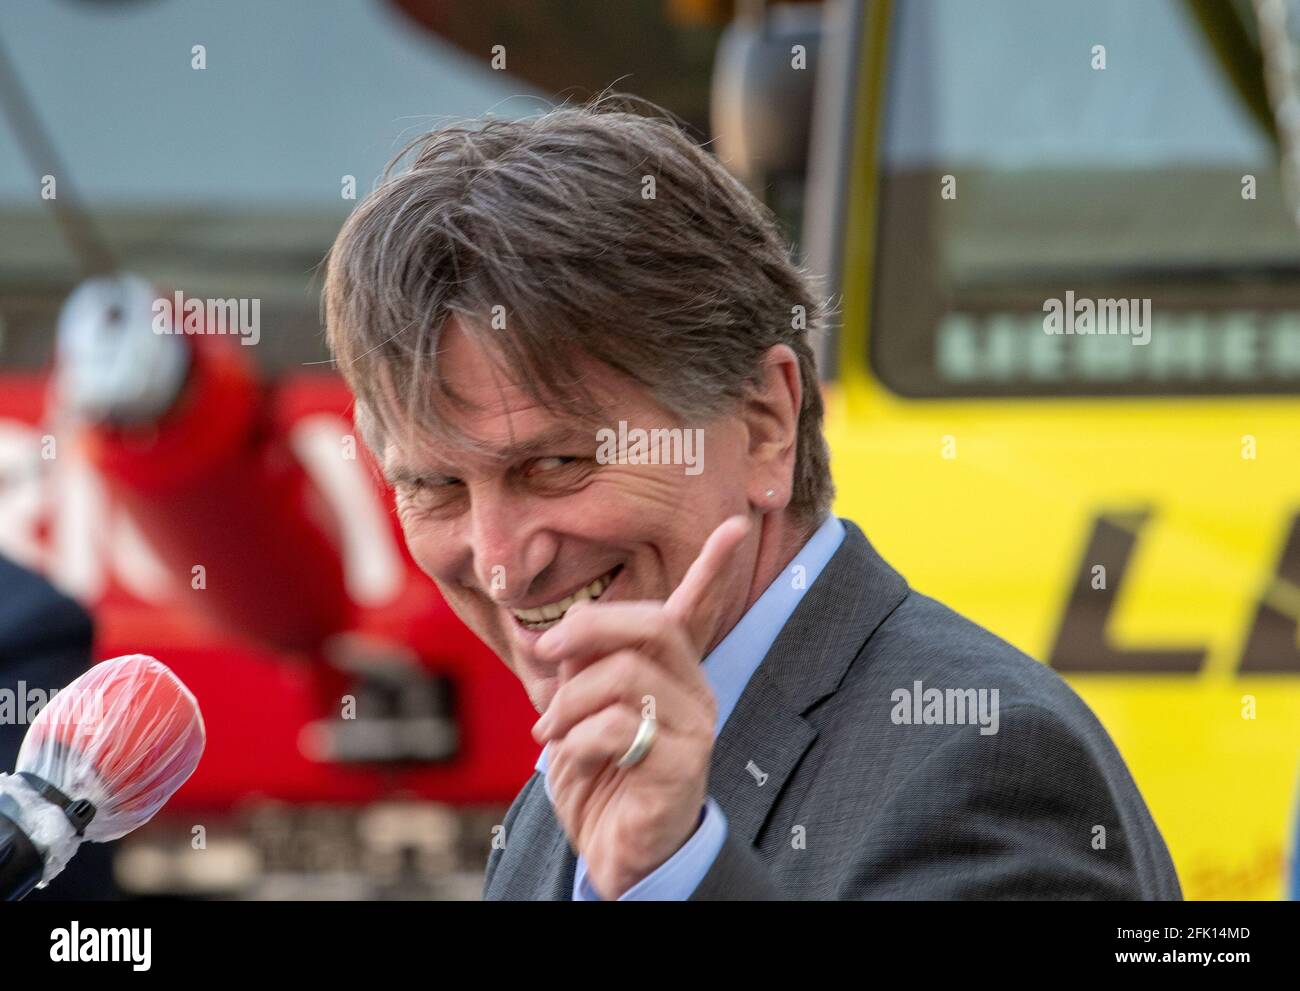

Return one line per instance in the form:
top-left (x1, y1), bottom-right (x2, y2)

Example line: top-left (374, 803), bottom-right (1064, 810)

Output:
top-left (526, 783), bottom-right (577, 900)
top-left (483, 773), bottom-right (576, 900)
top-left (707, 667), bottom-right (818, 845)
top-left (543, 814), bottom-right (578, 900)
top-left (708, 519), bottom-right (909, 847)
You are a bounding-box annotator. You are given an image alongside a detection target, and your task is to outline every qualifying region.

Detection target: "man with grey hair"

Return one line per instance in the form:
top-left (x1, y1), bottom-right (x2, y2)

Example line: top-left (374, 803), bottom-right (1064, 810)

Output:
top-left (324, 104), bottom-right (1180, 900)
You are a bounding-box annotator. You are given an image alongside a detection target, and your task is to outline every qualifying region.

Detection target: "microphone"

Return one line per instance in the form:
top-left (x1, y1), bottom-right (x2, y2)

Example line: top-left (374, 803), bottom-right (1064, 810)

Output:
top-left (0, 655), bottom-right (205, 900)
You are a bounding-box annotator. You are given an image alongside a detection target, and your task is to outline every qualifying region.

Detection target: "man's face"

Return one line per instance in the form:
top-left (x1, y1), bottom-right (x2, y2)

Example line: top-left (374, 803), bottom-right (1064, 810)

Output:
top-left (380, 321), bottom-right (758, 714)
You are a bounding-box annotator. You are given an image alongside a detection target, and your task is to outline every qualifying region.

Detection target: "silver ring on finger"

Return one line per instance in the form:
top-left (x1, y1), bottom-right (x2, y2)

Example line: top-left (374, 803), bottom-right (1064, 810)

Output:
top-left (616, 716), bottom-right (657, 768)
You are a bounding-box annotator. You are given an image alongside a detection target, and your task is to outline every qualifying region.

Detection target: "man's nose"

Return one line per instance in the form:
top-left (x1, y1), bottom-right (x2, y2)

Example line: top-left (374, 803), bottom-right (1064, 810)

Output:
top-left (464, 488), bottom-right (555, 604)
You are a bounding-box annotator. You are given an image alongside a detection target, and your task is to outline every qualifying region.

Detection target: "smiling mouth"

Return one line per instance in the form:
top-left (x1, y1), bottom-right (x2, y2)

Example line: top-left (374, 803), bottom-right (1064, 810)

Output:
top-left (509, 565), bottom-right (622, 631)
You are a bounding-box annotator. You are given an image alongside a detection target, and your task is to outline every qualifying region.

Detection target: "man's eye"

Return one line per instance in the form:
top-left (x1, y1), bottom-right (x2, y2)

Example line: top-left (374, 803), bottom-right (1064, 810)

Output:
top-left (397, 476), bottom-right (460, 502)
top-left (523, 456), bottom-right (591, 488)
top-left (527, 456), bottom-right (576, 475)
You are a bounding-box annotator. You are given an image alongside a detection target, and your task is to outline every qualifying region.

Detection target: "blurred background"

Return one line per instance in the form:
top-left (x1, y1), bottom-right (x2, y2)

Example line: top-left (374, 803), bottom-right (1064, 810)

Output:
top-left (0, 0), bottom-right (1298, 900)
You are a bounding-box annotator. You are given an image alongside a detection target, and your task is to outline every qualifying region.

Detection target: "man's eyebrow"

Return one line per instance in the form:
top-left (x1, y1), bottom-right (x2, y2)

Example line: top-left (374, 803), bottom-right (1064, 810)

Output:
top-left (382, 422), bottom-right (599, 485)
top-left (491, 423), bottom-right (599, 461)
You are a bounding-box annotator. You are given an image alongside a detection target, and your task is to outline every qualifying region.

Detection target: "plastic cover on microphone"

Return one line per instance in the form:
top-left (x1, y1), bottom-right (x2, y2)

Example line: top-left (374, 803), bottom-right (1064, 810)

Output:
top-left (15, 654), bottom-right (205, 846)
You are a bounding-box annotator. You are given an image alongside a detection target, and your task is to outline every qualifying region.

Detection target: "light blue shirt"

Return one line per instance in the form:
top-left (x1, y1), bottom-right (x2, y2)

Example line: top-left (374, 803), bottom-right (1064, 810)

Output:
top-left (535, 514), bottom-right (846, 900)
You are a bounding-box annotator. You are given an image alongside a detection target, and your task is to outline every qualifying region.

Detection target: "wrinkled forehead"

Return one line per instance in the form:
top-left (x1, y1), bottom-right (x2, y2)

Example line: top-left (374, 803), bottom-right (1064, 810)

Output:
top-left (360, 342), bottom-right (634, 473)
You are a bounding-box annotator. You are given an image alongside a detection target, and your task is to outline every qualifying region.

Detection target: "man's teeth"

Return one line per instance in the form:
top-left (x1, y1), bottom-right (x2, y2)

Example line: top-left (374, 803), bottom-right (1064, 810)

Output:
top-left (511, 570), bottom-right (617, 629)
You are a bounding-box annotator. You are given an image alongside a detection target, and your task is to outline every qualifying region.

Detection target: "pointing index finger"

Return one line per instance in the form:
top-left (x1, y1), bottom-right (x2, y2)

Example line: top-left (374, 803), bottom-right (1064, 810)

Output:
top-left (663, 514), bottom-right (751, 653)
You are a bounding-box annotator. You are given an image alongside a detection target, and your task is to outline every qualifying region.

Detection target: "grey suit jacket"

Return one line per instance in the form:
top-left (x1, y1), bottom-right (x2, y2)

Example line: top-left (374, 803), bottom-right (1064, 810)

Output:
top-left (483, 519), bottom-right (1182, 900)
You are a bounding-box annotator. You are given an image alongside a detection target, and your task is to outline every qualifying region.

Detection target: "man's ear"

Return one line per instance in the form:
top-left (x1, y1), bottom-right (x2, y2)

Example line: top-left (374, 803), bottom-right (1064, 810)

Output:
top-left (744, 344), bottom-right (802, 507)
